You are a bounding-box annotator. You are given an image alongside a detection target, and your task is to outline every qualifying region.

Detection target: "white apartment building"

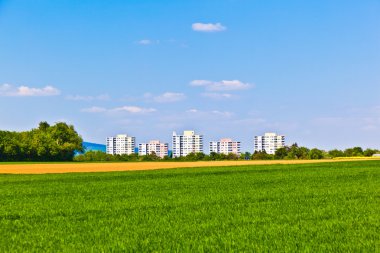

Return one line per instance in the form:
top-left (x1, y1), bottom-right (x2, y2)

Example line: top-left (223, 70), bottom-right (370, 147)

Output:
top-left (106, 134), bottom-right (136, 155)
top-left (138, 140), bottom-right (169, 158)
top-left (209, 138), bottom-right (241, 155)
top-left (254, 132), bottom-right (285, 155)
top-left (172, 130), bottom-right (203, 157)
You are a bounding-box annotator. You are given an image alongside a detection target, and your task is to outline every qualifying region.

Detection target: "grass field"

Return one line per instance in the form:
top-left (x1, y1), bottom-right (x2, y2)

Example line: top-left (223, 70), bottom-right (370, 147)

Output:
top-left (0, 161), bottom-right (379, 252)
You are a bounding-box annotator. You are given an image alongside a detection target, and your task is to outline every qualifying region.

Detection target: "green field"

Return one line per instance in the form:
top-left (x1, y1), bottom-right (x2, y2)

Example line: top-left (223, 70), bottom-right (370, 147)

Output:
top-left (1, 161), bottom-right (379, 252)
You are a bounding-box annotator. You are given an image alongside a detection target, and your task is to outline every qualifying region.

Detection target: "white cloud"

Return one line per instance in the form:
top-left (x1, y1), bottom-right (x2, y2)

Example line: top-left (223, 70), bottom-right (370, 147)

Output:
top-left (202, 92), bottom-right (234, 99)
top-left (211, 110), bottom-right (233, 117)
top-left (153, 92), bottom-right (186, 103)
top-left (186, 109), bottom-right (199, 113)
top-left (81, 106), bottom-right (107, 113)
top-left (186, 108), bottom-right (233, 118)
top-left (0, 83), bottom-right (60, 97)
top-left (143, 92), bottom-right (186, 103)
top-left (81, 105), bottom-right (157, 114)
top-left (137, 39), bottom-right (159, 45)
top-left (112, 106), bottom-right (156, 114)
top-left (190, 80), bottom-right (252, 91)
top-left (66, 94), bottom-right (110, 101)
top-left (192, 23), bottom-right (226, 32)
top-left (138, 39), bottom-right (152, 45)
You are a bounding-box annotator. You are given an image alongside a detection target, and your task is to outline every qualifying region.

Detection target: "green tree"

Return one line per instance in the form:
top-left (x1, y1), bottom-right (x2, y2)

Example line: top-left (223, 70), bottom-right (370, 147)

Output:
top-left (252, 151), bottom-right (273, 160)
top-left (184, 152), bottom-right (196, 161)
top-left (344, 147), bottom-right (363, 157)
top-left (286, 144), bottom-right (309, 159)
top-left (0, 122), bottom-right (83, 161)
top-left (209, 152), bottom-right (219, 161)
top-left (328, 149), bottom-right (345, 158)
top-left (195, 152), bottom-right (206, 161)
top-left (363, 149), bottom-right (378, 157)
top-left (226, 153), bottom-right (239, 160)
top-left (140, 152), bottom-right (161, 161)
top-left (240, 152), bottom-right (251, 160)
top-left (274, 147), bottom-right (289, 159)
top-left (38, 121), bottom-right (50, 131)
top-left (308, 148), bottom-right (324, 159)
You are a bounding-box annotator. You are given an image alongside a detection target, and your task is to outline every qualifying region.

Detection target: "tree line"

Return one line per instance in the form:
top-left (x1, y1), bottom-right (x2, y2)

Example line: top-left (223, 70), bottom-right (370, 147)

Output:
top-left (74, 143), bottom-right (379, 162)
top-left (1, 122), bottom-right (378, 162)
top-left (0, 122), bottom-right (83, 161)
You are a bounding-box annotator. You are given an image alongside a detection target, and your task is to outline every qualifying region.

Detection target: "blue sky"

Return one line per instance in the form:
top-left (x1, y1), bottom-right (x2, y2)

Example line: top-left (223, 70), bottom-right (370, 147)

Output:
top-left (0, 0), bottom-right (379, 151)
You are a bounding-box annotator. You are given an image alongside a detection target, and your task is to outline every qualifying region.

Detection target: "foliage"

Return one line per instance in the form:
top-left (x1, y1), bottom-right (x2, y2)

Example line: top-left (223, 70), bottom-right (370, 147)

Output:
top-left (344, 147), bottom-right (364, 157)
top-left (328, 149), bottom-right (345, 158)
top-left (74, 151), bottom-right (164, 162)
top-left (328, 148), bottom-right (379, 158)
top-left (75, 145), bottom-right (379, 162)
top-left (363, 149), bottom-right (378, 157)
top-left (308, 148), bottom-right (325, 159)
top-left (251, 151), bottom-right (273, 160)
top-left (2, 121), bottom-right (378, 162)
top-left (0, 122), bottom-right (83, 161)
top-left (0, 161), bottom-right (379, 251)
top-left (274, 147), bottom-right (289, 159)
top-left (274, 144), bottom-right (321, 160)
top-left (273, 144), bottom-right (379, 160)
top-left (286, 143), bottom-right (310, 159)
top-left (240, 152), bottom-right (251, 160)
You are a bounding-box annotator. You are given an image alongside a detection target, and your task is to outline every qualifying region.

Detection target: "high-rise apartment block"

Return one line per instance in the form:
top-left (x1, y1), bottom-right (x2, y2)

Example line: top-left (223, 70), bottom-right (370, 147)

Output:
top-left (209, 138), bottom-right (241, 155)
top-left (254, 132), bottom-right (285, 155)
top-left (172, 130), bottom-right (203, 157)
top-left (106, 134), bottom-right (136, 155)
top-left (138, 140), bottom-right (169, 158)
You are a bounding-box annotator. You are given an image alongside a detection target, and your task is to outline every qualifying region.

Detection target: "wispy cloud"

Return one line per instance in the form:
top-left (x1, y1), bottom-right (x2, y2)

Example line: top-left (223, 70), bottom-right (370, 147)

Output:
top-left (0, 83), bottom-right (60, 97)
top-left (145, 92), bottom-right (186, 103)
top-left (81, 106), bottom-right (107, 113)
top-left (66, 94), bottom-right (110, 101)
top-left (186, 108), bottom-right (233, 118)
top-left (192, 23), bottom-right (226, 32)
top-left (81, 105), bottom-right (157, 114)
top-left (186, 108), bottom-right (199, 113)
top-left (190, 80), bottom-right (252, 91)
top-left (111, 106), bottom-right (156, 113)
top-left (137, 39), bottom-right (159, 45)
top-left (210, 110), bottom-right (234, 117)
top-left (201, 92), bottom-right (234, 99)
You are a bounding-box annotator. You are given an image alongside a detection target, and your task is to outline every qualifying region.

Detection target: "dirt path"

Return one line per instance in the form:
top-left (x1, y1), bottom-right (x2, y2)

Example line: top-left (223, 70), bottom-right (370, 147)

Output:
top-left (0, 159), bottom-right (376, 174)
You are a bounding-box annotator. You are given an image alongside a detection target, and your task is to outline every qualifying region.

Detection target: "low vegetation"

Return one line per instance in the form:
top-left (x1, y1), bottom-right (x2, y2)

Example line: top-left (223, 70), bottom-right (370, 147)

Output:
top-left (0, 160), bottom-right (379, 251)
top-left (74, 144), bottom-right (379, 162)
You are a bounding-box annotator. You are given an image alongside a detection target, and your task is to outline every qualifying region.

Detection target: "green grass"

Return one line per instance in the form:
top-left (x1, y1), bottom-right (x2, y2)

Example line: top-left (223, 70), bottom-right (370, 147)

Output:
top-left (0, 161), bottom-right (379, 252)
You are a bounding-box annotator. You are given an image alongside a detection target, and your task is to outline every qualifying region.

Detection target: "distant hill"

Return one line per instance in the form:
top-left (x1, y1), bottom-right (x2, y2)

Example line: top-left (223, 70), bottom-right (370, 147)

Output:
top-left (82, 142), bottom-right (106, 153)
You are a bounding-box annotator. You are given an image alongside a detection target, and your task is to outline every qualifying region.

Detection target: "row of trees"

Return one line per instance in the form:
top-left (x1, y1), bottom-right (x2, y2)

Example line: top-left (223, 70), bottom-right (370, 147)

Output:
top-left (0, 122), bottom-right (83, 161)
top-left (74, 150), bottom-right (244, 162)
top-left (271, 144), bottom-right (379, 160)
top-left (1, 122), bottom-right (378, 162)
top-left (74, 144), bottom-right (379, 162)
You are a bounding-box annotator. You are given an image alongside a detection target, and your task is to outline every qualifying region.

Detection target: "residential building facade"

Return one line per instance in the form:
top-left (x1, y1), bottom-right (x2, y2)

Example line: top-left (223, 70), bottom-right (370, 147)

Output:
top-left (106, 134), bottom-right (136, 155)
top-left (209, 138), bottom-right (241, 155)
top-left (172, 130), bottom-right (203, 157)
top-left (254, 132), bottom-right (285, 155)
top-left (138, 140), bottom-right (169, 158)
